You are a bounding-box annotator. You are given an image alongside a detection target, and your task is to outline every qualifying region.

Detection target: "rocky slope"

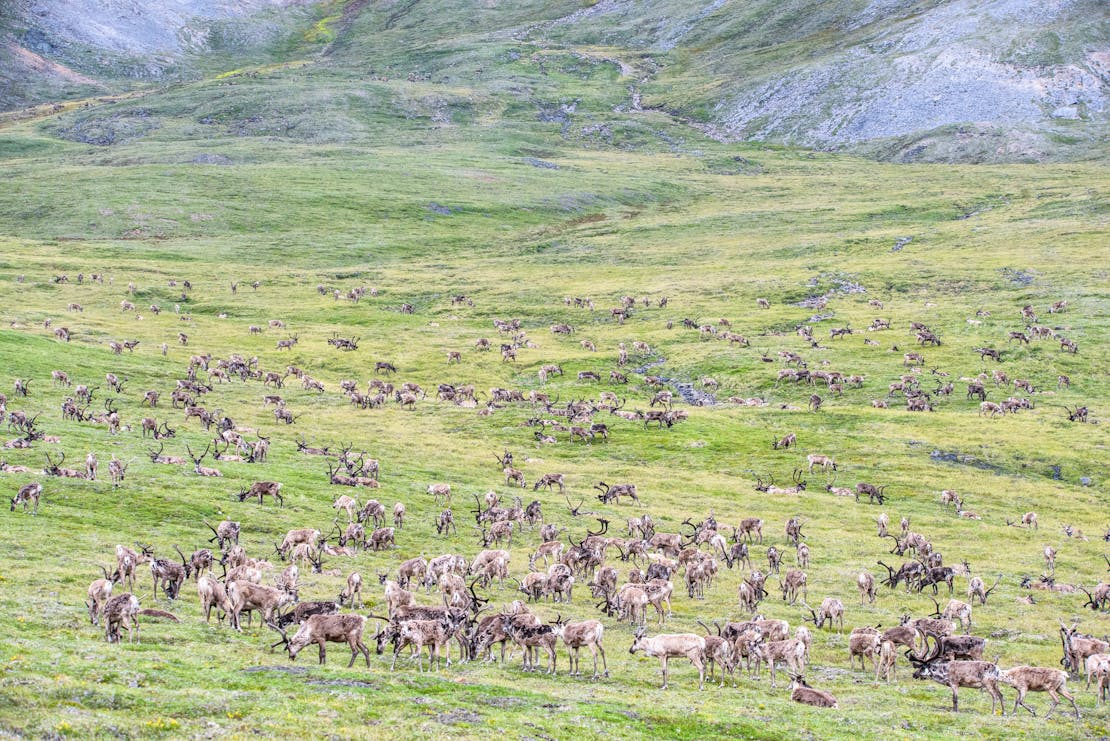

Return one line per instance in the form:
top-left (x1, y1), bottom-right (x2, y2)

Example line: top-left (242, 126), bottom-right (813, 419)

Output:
top-left (0, 0), bottom-right (314, 109)
top-left (1, 0), bottom-right (1106, 162)
top-left (532, 0), bottom-right (1109, 160)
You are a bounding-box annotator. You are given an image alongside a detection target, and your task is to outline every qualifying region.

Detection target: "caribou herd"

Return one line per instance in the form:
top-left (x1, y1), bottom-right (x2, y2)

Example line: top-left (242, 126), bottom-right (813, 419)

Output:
top-left (2, 275), bottom-right (1103, 719)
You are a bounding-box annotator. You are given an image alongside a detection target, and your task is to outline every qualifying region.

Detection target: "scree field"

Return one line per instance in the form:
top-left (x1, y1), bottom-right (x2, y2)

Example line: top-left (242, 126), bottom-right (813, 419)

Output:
top-left (0, 3), bottom-right (1108, 739)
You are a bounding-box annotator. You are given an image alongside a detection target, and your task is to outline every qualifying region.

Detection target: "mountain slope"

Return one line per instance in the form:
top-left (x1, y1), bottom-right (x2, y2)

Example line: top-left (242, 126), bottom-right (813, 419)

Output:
top-left (1, 0), bottom-right (1107, 162)
top-left (528, 0), bottom-right (1110, 160)
top-left (0, 0), bottom-right (322, 110)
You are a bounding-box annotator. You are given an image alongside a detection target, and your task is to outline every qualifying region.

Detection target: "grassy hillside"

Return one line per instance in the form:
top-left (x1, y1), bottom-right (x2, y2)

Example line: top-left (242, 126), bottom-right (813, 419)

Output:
top-left (0, 18), bottom-right (1108, 740)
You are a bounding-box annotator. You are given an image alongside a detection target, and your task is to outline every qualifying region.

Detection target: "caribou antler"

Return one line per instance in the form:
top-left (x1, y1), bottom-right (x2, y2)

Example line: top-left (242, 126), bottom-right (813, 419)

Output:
top-left (1079, 586), bottom-right (1100, 610)
top-left (565, 495), bottom-right (593, 517)
top-left (173, 544), bottom-right (188, 565)
top-left (929, 597), bottom-right (943, 618)
top-left (468, 578), bottom-right (489, 609)
top-left (266, 620), bottom-right (290, 648)
top-left (920, 633), bottom-right (944, 663)
top-left (876, 560), bottom-right (896, 586)
top-left (203, 519), bottom-right (221, 542)
top-left (587, 518), bottom-right (609, 537)
top-left (983, 573), bottom-right (1002, 600)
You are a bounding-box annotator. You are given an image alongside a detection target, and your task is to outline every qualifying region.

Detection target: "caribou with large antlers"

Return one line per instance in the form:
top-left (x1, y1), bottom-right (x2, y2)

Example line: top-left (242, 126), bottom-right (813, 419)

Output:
top-left (42, 452), bottom-right (83, 478)
top-left (595, 481), bottom-right (639, 505)
top-left (908, 640), bottom-right (1006, 714)
top-left (186, 444), bottom-right (222, 477)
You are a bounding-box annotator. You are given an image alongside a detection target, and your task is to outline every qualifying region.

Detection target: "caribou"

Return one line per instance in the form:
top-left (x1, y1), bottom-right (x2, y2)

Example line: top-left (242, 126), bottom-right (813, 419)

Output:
top-left (629, 627), bottom-right (707, 690)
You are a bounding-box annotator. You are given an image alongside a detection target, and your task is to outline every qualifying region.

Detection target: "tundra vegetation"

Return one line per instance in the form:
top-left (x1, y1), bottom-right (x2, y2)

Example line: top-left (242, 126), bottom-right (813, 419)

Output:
top-left (0, 3), bottom-right (1107, 740)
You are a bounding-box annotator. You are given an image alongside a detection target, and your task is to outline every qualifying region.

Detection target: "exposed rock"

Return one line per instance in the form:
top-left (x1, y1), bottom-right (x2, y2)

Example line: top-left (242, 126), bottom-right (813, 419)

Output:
top-left (54, 111), bottom-right (161, 145)
top-left (192, 153), bottom-right (232, 165)
top-left (242, 665), bottom-right (307, 674)
top-left (427, 203), bottom-right (457, 216)
top-left (435, 709), bottom-right (482, 725)
top-left (1000, 267), bottom-right (1036, 286)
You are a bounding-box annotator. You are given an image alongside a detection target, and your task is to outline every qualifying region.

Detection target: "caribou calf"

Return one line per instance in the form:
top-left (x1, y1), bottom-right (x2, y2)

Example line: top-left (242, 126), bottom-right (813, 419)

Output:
top-left (553, 620), bottom-right (608, 679)
top-left (87, 567), bottom-right (118, 625)
top-left (789, 676), bottom-right (838, 708)
top-left (102, 593), bottom-right (141, 643)
top-left (997, 666), bottom-right (1079, 719)
top-left (10, 482), bottom-right (42, 514)
top-left (227, 582), bottom-right (296, 632)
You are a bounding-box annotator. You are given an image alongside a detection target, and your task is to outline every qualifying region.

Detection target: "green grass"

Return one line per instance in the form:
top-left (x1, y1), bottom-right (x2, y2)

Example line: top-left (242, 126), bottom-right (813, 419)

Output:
top-left (0, 20), bottom-right (1108, 740)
